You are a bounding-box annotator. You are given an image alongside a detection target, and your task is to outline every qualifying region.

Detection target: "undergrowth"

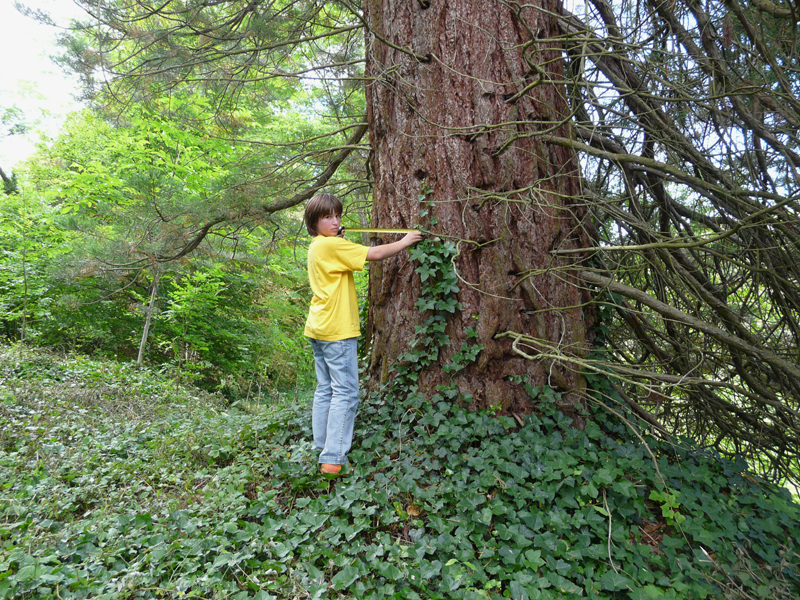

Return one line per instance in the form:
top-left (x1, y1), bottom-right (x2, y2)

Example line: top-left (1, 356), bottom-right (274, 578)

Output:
top-left (1, 346), bottom-right (799, 599)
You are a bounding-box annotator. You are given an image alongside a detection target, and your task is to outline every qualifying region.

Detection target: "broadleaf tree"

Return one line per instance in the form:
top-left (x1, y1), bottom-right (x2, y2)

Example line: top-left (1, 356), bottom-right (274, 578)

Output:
top-left (12, 97), bottom-right (317, 389)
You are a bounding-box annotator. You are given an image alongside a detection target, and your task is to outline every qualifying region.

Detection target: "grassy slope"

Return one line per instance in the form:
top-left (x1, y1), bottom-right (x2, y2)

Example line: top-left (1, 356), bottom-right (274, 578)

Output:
top-left (1, 347), bottom-right (798, 599)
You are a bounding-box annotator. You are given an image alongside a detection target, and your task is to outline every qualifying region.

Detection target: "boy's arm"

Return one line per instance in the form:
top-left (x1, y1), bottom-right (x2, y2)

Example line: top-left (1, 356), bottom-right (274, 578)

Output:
top-left (365, 231), bottom-right (423, 261)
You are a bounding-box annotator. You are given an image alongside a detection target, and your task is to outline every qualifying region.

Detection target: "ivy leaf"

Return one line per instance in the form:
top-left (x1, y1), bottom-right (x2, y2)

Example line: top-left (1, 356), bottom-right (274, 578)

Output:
top-left (418, 560), bottom-right (442, 580)
top-left (593, 468), bottom-right (616, 486)
top-left (508, 580), bottom-right (529, 599)
top-left (14, 564), bottom-right (45, 582)
top-left (630, 584), bottom-right (668, 599)
top-left (331, 564), bottom-right (360, 590)
top-left (376, 561), bottom-right (403, 580)
top-left (416, 265), bottom-right (436, 282)
top-left (415, 297), bottom-right (437, 311)
top-left (600, 570), bottom-right (631, 591)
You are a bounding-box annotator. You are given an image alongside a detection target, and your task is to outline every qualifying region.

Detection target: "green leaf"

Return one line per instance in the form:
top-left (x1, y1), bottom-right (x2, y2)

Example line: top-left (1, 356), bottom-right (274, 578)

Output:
top-left (14, 564), bottom-right (44, 582)
top-left (508, 580), bottom-right (529, 599)
top-left (593, 468), bottom-right (616, 486)
top-left (375, 561), bottom-right (403, 580)
top-left (600, 571), bottom-right (631, 591)
top-left (331, 564), bottom-right (360, 590)
top-left (418, 560), bottom-right (442, 579)
top-left (630, 584), bottom-right (667, 599)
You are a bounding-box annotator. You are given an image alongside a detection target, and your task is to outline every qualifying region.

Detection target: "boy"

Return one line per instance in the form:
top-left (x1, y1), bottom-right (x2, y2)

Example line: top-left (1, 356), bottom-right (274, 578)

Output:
top-left (303, 192), bottom-right (422, 476)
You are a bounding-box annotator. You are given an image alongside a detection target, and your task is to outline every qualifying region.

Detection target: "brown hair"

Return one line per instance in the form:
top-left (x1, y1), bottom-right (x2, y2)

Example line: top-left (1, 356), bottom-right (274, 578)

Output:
top-left (304, 192), bottom-right (343, 236)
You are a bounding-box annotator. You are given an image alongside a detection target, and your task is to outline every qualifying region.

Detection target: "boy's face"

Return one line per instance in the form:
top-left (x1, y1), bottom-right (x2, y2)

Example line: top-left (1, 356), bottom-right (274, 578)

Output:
top-left (316, 212), bottom-right (342, 237)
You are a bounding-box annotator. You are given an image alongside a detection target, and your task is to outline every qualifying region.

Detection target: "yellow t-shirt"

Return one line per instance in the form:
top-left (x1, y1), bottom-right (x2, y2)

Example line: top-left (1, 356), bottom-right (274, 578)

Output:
top-left (304, 236), bottom-right (369, 341)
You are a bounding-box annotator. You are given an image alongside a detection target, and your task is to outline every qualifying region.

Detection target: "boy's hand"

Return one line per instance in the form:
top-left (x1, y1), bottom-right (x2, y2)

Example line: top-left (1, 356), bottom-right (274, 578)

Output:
top-left (403, 230), bottom-right (423, 246)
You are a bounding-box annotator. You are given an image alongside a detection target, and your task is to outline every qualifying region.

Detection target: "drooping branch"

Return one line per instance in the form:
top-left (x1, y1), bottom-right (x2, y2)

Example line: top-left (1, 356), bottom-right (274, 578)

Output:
top-left (554, 0), bottom-right (800, 483)
top-left (581, 270), bottom-right (800, 390)
top-left (146, 121), bottom-right (369, 264)
top-left (254, 123), bottom-right (370, 215)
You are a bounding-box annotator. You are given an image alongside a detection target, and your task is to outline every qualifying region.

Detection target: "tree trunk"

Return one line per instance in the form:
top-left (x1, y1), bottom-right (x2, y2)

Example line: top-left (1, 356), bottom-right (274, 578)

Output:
top-left (137, 268), bottom-right (160, 367)
top-left (363, 0), bottom-right (594, 416)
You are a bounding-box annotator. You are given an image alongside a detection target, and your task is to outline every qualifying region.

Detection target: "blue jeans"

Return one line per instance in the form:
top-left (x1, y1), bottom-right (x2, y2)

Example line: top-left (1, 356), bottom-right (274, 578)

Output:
top-left (310, 337), bottom-right (360, 465)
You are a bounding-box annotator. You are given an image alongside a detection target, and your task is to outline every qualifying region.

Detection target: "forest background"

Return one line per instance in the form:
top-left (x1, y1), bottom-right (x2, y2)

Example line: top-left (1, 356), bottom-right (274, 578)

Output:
top-left (2, 0), bottom-right (800, 598)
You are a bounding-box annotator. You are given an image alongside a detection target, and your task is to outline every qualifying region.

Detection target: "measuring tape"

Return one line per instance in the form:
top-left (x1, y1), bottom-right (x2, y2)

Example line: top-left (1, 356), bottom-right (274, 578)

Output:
top-left (339, 227), bottom-right (420, 235)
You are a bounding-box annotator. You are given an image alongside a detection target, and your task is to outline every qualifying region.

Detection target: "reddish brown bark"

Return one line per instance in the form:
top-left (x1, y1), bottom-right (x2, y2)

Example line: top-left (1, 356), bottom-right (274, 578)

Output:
top-left (364, 0), bottom-right (594, 415)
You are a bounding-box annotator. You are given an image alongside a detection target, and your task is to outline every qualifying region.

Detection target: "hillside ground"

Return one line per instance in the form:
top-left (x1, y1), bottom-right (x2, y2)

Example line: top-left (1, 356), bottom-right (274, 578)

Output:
top-left (1, 346), bottom-right (799, 599)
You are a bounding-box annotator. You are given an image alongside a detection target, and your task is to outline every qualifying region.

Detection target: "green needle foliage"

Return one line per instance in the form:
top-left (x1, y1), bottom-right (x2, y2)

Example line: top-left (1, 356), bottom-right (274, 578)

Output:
top-left (1, 346), bottom-right (798, 599)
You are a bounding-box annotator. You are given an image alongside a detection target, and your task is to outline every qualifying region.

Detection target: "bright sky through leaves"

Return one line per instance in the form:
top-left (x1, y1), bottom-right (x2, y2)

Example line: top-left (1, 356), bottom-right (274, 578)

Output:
top-left (0, 0), bottom-right (83, 169)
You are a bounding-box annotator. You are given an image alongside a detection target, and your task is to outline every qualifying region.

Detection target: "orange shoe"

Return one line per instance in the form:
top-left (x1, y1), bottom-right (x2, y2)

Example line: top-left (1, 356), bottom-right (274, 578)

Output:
top-left (320, 463), bottom-right (342, 476)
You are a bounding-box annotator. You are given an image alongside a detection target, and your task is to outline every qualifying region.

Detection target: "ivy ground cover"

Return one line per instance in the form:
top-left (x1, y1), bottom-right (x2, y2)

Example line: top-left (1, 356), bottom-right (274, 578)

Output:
top-left (1, 348), bottom-right (798, 599)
